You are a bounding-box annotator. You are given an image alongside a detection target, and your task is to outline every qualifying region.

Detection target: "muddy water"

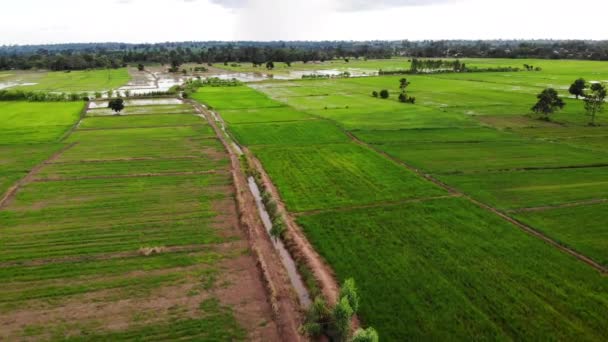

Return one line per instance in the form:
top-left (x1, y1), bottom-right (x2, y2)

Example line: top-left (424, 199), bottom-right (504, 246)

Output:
top-left (247, 177), bottom-right (312, 308)
top-left (0, 82), bottom-right (38, 90)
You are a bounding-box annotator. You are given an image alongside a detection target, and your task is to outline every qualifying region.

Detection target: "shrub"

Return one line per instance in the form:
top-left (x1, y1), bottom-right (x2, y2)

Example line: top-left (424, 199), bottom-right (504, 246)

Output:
top-left (379, 89), bottom-right (389, 99)
top-left (352, 327), bottom-right (379, 342)
top-left (372, 91), bottom-right (378, 98)
top-left (339, 278), bottom-right (360, 313)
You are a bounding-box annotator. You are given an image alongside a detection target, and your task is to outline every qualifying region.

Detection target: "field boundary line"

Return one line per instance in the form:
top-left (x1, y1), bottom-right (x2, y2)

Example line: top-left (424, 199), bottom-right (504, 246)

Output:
top-left (46, 156), bottom-right (202, 164)
top-left (32, 170), bottom-right (226, 182)
top-left (508, 198), bottom-right (608, 213)
top-left (344, 131), bottom-right (608, 274)
top-left (0, 242), bottom-right (243, 268)
top-left (0, 142), bottom-right (78, 209)
top-left (77, 124), bottom-right (205, 131)
top-left (59, 102), bottom-right (89, 142)
top-left (188, 100), bottom-right (304, 341)
top-left (294, 194), bottom-right (460, 217)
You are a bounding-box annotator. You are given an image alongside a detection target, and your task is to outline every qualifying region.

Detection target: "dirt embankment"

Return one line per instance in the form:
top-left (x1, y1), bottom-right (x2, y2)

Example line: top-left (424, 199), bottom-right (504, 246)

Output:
top-left (189, 101), bottom-right (305, 341)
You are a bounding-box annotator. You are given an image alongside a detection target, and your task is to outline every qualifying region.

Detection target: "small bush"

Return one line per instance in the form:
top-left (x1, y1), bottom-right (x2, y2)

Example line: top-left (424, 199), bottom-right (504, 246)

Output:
top-left (379, 89), bottom-right (389, 99)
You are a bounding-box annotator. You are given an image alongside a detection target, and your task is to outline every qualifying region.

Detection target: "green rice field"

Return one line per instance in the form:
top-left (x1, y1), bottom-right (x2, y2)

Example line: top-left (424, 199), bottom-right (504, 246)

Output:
top-left (194, 58), bottom-right (608, 341)
top-left (0, 99), bottom-right (276, 340)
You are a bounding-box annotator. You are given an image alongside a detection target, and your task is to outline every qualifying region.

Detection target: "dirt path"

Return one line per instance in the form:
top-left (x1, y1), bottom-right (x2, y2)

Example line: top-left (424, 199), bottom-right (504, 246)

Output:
top-left (0, 242), bottom-right (243, 268)
top-left (0, 142), bottom-right (77, 209)
top-left (345, 131), bottom-right (608, 274)
top-left (188, 101), bottom-right (305, 341)
top-left (33, 170), bottom-right (226, 182)
top-left (509, 198), bottom-right (608, 213)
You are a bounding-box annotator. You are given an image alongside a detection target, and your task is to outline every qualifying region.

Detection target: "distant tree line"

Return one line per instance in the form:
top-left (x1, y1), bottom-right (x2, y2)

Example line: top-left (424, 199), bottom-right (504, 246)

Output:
top-left (1, 40), bottom-right (608, 71)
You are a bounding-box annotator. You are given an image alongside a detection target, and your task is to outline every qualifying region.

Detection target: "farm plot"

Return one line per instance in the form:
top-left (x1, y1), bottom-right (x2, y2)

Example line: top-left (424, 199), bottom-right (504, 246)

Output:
top-left (0, 101), bottom-right (278, 340)
top-left (514, 203), bottom-right (608, 267)
top-left (0, 101), bottom-right (83, 195)
top-left (377, 140), bottom-right (608, 174)
top-left (197, 61), bottom-right (608, 341)
top-left (12, 68), bottom-right (130, 92)
top-left (253, 143), bottom-right (445, 212)
top-left (297, 198), bottom-right (608, 341)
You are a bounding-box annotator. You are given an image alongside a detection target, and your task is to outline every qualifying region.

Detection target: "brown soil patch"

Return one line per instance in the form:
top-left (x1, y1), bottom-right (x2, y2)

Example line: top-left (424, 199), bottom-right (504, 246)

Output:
top-left (32, 170), bottom-right (227, 182)
top-left (0, 255), bottom-right (279, 341)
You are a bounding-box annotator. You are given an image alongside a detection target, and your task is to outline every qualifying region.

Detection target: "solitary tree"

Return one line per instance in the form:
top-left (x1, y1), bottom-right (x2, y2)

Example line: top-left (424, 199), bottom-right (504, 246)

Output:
top-left (372, 91), bottom-right (378, 98)
top-left (379, 89), bottom-right (389, 99)
top-left (531, 88), bottom-right (565, 120)
top-left (108, 98), bottom-right (125, 115)
top-left (584, 83), bottom-right (606, 126)
top-left (137, 63), bottom-right (145, 71)
top-left (568, 78), bottom-right (586, 99)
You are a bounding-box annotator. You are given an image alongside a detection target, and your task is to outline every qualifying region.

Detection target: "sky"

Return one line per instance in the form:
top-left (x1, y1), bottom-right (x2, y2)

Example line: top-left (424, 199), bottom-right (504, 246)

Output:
top-left (1, 0), bottom-right (607, 45)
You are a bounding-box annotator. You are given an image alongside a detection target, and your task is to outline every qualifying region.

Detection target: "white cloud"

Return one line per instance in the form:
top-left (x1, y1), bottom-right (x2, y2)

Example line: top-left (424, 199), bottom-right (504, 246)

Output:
top-left (0, 0), bottom-right (606, 44)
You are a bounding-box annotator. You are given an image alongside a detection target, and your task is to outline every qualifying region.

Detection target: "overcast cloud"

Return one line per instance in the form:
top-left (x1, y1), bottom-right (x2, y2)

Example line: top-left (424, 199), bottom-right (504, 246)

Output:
top-left (1, 0), bottom-right (606, 45)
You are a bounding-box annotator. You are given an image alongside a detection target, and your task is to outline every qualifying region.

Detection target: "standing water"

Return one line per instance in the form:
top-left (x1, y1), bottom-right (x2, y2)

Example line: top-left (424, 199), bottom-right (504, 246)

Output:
top-left (247, 176), bottom-right (312, 308)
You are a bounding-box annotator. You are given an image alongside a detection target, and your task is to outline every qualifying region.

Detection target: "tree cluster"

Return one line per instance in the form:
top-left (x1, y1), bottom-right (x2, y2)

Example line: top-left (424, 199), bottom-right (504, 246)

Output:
top-left (533, 79), bottom-right (606, 125)
top-left (2, 40), bottom-right (608, 71)
top-left (303, 278), bottom-right (378, 342)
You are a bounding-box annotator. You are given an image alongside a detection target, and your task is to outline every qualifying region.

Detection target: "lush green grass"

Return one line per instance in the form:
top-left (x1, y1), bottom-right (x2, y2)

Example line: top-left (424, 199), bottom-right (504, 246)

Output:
top-left (195, 60), bottom-right (608, 341)
top-left (230, 120), bottom-right (350, 146)
top-left (0, 103), bottom-right (263, 340)
top-left (221, 106), bottom-right (314, 124)
top-left (13, 68), bottom-right (130, 92)
top-left (0, 101), bottom-right (83, 195)
top-left (253, 143), bottom-right (445, 212)
top-left (515, 203), bottom-right (608, 267)
top-left (79, 114), bottom-right (203, 129)
top-left (354, 127), bottom-right (518, 144)
top-left (440, 167), bottom-right (608, 210)
top-left (379, 140), bottom-right (608, 173)
top-left (298, 198), bottom-right (608, 341)
top-left (192, 86), bottom-right (283, 110)
top-left (0, 101), bottom-right (83, 144)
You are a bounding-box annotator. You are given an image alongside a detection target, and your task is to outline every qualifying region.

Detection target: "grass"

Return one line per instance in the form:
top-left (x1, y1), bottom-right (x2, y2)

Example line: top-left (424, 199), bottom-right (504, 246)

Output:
top-left (439, 167), bottom-right (608, 210)
top-left (12, 68), bottom-right (130, 92)
top-left (515, 203), bottom-right (608, 267)
top-left (0, 102), bottom-right (260, 340)
top-left (253, 143), bottom-right (445, 212)
top-left (192, 86), bottom-right (283, 110)
top-left (0, 101), bottom-right (84, 194)
top-left (195, 59), bottom-right (608, 341)
top-left (220, 106), bottom-right (314, 124)
top-left (229, 120), bottom-right (351, 146)
top-left (378, 140), bottom-right (608, 173)
top-left (298, 198), bottom-right (608, 341)
top-left (0, 101), bottom-right (83, 144)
